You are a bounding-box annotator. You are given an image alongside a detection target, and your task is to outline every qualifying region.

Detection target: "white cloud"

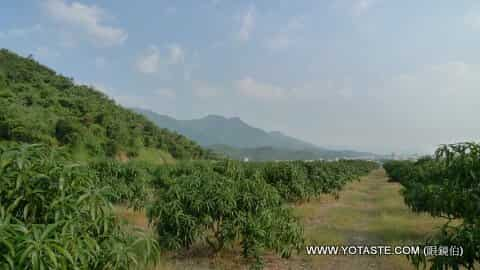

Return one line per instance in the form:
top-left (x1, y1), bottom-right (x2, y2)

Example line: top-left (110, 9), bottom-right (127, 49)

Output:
top-left (135, 45), bottom-right (162, 74)
top-left (168, 44), bottom-right (185, 64)
top-left (237, 4), bottom-right (255, 41)
top-left (235, 77), bottom-right (289, 100)
top-left (43, 0), bottom-right (127, 47)
top-left (135, 44), bottom-right (186, 75)
top-left (155, 88), bottom-right (176, 99)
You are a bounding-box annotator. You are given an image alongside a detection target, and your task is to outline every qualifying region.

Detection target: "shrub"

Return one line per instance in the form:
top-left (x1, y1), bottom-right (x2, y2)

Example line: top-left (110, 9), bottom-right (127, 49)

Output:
top-left (147, 164), bottom-right (304, 265)
top-left (384, 143), bottom-right (480, 269)
top-left (0, 144), bottom-right (159, 269)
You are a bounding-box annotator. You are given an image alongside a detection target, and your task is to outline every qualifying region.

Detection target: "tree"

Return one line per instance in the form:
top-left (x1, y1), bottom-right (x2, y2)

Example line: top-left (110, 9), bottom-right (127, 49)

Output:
top-left (55, 119), bottom-right (82, 145)
top-left (0, 144), bottom-right (159, 269)
top-left (147, 162), bottom-right (304, 266)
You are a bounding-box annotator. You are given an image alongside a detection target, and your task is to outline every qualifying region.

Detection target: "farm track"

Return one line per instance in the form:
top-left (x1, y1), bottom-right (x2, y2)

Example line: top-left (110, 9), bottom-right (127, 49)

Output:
top-left (282, 169), bottom-right (445, 270)
top-left (119, 169), bottom-right (447, 270)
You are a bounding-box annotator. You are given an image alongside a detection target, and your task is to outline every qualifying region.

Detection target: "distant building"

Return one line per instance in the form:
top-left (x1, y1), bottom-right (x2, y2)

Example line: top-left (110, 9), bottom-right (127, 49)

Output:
top-left (243, 157), bottom-right (249, 162)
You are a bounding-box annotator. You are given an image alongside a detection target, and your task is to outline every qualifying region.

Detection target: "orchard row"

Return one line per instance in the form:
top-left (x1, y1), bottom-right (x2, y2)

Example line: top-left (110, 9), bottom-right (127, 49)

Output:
top-left (0, 143), bottom-right (377, 269)
top-left (384, 143), bottom-right (480, 270)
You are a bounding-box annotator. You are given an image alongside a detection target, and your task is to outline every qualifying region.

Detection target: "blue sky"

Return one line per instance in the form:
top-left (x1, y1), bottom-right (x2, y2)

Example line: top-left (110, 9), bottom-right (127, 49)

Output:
top-left (2, 0), bottom-right (480, 154)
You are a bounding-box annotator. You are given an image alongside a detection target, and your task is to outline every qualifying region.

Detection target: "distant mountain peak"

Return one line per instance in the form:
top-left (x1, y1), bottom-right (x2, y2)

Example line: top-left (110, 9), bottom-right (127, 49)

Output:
top-left (204, 114), bottom-right (225, 120)
top-left (203, 115), bottom-right (244, 123)
top-left (135, 109), bottom-right (320, 150)
top-left (269, 131), bottom-right (284, 136)
top-left (229, 116), bottom-right (242, 121)
top-left (135, 109), bottom-right (377, 160)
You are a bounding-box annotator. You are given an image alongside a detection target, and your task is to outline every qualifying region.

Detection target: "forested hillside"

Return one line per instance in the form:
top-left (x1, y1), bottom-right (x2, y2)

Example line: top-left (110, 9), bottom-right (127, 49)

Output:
top-left (0, 49), bottom-right (208, 160)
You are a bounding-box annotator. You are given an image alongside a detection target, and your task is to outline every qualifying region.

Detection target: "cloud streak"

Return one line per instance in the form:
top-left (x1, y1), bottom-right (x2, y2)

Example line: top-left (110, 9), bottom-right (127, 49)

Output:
top-left (134, 44), bottom-right (188, 76)
top-left (43, 0), bottom-right (127, 47)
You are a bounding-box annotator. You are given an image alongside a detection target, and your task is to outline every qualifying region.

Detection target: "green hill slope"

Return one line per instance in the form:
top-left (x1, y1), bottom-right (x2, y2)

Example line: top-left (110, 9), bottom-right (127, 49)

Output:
top-left (0, 49), bottom-right (207, 161)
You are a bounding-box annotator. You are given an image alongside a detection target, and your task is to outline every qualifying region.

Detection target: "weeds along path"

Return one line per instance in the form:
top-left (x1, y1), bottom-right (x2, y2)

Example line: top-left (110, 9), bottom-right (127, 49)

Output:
top-left (117, 169), bottom-right (446, 270)
top-left (286, 169), bottom-right (446, 270)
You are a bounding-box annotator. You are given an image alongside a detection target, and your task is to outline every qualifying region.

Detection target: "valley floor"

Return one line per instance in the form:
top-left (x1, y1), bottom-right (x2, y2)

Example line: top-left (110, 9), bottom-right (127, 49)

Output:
top-left (117, 169), bottom-right (447, 270)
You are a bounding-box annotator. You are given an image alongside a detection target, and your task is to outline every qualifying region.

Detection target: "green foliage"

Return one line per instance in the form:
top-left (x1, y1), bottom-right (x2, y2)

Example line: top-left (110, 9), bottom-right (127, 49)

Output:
top-left (0, 144), bottom-right (159, 269)
top-left (384, 143), bottom-right (480, 270)
top-left (259, 162), bottom-right (312, 201)
top-left (147, 163), bottom-right (304, 265)
top-left (147, 159), bottom-right (376, 267)
top-left (0, 48), bottom-right (208, 160)
top-left (55, 118), bottom-right (84, 145)
top-left (383, 160), bottom-right (416, 183)
top-left (88, 159), bottom-right (152, 210)
top-left (257, 160), bottom-right (378, 202)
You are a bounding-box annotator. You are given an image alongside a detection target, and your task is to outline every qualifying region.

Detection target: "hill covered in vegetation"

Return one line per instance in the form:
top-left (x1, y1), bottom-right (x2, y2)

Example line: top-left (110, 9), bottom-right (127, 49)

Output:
top-left (136, 108), bottom-right (378, 161)
top-left (135, 108), bottom-right (318, 150)
top-left (0, 49), bottom-right (209, 161)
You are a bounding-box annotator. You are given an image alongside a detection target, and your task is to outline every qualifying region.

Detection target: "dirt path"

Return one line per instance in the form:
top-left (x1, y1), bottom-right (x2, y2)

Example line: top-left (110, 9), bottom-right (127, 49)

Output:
top-left (279, 169), bottom-right (446, 270)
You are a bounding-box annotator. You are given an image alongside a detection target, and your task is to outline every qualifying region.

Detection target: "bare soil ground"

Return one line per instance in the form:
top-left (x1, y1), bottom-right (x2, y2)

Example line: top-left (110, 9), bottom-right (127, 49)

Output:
top-left (117, 169), bottom-right (448, 270)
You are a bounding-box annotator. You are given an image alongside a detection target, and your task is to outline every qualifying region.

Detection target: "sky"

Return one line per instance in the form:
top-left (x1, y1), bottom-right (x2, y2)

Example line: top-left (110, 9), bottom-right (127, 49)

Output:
top-left (1, 0), bottom-right (480, 154)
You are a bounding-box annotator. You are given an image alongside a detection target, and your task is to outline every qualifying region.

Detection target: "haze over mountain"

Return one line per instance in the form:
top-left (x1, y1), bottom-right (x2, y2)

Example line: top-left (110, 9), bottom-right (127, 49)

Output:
top-left (135, 108), bottom-right (378, 160)
top-left (136, 108), bottom-right (318, 149)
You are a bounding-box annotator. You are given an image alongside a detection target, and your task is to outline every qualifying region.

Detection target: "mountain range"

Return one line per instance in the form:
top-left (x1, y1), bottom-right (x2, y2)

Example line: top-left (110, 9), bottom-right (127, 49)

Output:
top-left (135, 108), bottom-right (378, 161)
